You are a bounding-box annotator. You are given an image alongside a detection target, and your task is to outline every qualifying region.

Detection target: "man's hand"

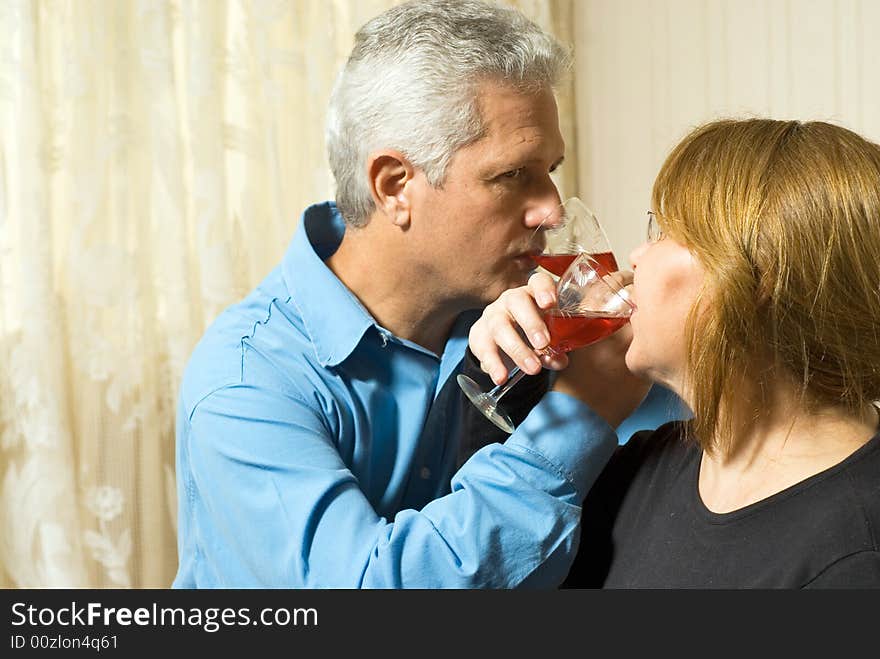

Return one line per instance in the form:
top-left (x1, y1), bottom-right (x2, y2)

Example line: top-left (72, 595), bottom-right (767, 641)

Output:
top-left (468, 271), bottom-right (568, 385)
top-left (468, 268), bottom-right (652, 428)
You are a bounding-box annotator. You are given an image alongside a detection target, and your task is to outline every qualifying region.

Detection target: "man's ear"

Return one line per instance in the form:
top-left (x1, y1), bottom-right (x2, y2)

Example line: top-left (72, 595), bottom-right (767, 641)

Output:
top-left (367, 150), bottom-right (414, 228)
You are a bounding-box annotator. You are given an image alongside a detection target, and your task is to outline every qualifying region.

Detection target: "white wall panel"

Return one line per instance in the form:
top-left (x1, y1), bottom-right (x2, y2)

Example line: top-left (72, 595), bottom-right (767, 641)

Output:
top-left (574, 0), bottom-right (880, 261)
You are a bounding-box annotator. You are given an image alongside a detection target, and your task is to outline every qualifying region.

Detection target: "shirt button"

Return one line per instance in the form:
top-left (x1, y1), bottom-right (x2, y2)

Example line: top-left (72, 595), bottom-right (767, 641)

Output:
top-left (420, 467), bottom-right (431, 480)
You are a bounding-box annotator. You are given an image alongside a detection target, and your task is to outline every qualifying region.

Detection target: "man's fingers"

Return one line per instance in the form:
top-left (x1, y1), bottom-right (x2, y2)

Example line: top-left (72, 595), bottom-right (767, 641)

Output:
top-left (468, 280), bottom-right (558, 385)
top-left (468, 322), bottom-right (510, 385)
top-left (527, 271), bottom-right (557, 308)
top-left (501, 289), bottom-right (551, 350)
top-left (469, 315), bottom-right (539, 385)
top-left (486, 318), bottom-right (541, 380)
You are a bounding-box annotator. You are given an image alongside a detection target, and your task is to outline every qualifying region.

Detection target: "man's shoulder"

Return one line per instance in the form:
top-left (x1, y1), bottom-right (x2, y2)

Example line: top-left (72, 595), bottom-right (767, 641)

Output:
top-left (179, 271), bottom-right (315, 416)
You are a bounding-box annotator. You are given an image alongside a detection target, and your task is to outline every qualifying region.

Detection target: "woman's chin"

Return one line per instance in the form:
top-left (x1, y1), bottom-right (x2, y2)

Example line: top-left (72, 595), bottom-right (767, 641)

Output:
top-left (623, 348), bottom-right (647, 377)
top-left (624, 351), bottom-right (669, 388)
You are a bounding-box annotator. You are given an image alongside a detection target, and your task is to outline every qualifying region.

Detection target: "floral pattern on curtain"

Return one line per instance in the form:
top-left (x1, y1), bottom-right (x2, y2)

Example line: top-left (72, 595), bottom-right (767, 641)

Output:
top-left (0, 0), bottom-right (574, 588)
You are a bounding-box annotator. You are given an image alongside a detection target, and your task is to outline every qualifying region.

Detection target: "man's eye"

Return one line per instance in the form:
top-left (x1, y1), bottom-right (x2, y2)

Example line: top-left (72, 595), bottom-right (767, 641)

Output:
top-left (500, 167), bottom-right (524, 179)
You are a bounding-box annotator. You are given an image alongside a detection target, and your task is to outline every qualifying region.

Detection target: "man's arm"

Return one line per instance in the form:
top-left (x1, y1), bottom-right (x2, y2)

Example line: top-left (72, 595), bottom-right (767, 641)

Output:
top-left (179, 381), bottom-right (616, 588)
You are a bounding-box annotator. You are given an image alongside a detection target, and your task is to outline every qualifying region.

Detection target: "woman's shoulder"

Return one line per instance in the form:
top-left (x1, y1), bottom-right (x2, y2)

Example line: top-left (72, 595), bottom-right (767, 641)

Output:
top-left (614, 419), bottom-right (695, 469)
top-left (834, 430), bottom-right (880, 517)
top-left (590, 420), bottom-right (697, 502)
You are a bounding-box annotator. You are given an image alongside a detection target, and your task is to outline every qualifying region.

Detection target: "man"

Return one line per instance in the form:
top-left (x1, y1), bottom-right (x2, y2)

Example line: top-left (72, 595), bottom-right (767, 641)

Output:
top-left (173, 0), bottom-right (675, 588)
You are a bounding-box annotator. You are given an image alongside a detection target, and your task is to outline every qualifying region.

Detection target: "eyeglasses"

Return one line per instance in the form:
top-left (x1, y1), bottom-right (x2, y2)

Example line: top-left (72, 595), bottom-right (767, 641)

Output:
top-left (646, 211), bottom-right (665, 243)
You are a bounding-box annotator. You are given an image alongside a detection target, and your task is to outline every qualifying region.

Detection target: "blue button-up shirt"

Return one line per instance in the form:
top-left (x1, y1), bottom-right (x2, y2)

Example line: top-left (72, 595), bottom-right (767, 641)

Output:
top-left (173, 201), bottom-right (619, 588)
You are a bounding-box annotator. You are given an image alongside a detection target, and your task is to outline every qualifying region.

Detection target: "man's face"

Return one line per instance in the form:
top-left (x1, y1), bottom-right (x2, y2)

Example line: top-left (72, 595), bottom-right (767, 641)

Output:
top-left (406, 82), bottom-right (565, 307)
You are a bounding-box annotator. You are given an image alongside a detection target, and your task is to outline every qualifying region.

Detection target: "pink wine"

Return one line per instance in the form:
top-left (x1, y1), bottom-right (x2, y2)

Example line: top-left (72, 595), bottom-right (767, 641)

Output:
top-left (532, 251), bottom-right (618, 277)
top-left (544, 310), bottom-right (628, 353)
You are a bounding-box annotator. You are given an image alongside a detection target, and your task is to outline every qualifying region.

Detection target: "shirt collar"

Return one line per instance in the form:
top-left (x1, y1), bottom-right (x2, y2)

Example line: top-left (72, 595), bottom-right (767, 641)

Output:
top-left (283, 202), bottom-right (374, 367)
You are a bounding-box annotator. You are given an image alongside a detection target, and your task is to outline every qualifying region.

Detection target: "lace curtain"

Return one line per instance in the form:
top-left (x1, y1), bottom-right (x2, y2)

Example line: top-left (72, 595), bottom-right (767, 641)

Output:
top-left (0, 0), bottom-right (573, 588)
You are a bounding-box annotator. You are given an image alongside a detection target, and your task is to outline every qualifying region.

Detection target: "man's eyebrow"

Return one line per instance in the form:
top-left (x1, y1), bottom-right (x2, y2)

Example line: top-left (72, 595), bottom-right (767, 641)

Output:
top-left (512, 155), bottom-right (565, 168)
top-left (487, 154), bottom-right (565, 176)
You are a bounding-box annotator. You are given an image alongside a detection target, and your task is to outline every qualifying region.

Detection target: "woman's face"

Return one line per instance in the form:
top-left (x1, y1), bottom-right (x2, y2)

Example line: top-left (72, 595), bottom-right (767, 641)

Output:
top-left (625, 228), bottom-right (706, 398)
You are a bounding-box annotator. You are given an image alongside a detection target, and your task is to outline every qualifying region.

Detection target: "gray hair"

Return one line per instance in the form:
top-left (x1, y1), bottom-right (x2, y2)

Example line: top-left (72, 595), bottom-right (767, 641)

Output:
top-left (326, 0), bottom-right (571, 227)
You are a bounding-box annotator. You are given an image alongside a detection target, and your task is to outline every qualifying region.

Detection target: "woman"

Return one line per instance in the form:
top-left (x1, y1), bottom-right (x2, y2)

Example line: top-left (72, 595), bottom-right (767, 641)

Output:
top-left (470, 118), bottom-right (880, 587)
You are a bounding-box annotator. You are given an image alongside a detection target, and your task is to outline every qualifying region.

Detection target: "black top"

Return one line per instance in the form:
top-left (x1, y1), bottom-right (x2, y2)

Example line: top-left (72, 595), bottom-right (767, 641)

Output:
top-left (563, 422), bottom-right (880, 588)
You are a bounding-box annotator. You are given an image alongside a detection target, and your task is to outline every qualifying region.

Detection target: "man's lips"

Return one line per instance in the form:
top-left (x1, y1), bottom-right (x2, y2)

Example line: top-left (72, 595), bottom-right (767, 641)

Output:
top-left (512, 250), bottom-right (541, 269)
top-left (515, 248), bottom-right (541, 260)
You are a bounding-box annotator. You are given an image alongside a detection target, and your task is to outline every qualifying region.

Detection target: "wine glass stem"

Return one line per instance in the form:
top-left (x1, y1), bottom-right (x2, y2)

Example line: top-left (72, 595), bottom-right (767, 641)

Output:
top-left (487, 367), bottom-right (528, 402)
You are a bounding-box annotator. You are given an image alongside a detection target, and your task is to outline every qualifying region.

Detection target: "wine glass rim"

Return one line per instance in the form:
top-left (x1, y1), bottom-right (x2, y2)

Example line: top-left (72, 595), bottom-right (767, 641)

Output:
top-left (532, 196), bottom-right (615, 255)
top-left (564, 252), bottom-right (637, 313)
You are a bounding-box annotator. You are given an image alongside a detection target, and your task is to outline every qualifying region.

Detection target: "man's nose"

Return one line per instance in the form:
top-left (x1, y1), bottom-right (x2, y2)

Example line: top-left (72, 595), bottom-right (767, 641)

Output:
top-left (524, 187), bottom-right (562, 229)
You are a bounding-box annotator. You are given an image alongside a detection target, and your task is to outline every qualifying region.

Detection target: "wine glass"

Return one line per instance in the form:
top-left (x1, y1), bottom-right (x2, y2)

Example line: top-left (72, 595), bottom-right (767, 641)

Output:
top-left (530, 197), bottom-right (618, 277)
top-left (457, 252), bottom-right (636, 434)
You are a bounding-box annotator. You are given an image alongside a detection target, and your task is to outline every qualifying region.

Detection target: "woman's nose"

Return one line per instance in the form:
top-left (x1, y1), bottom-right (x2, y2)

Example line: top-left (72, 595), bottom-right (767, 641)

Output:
top-left (629, 242), bottom-right (648, 269)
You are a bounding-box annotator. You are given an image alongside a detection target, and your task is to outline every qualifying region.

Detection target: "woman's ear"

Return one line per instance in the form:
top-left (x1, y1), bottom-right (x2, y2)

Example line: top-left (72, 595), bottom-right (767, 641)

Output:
top-left (366, 150), bottom-right (414, 228)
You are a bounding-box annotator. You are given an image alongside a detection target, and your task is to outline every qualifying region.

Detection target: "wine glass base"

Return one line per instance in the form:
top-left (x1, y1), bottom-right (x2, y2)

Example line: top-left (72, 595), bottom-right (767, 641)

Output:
top-left (456, 374), bottom-right (516, 434)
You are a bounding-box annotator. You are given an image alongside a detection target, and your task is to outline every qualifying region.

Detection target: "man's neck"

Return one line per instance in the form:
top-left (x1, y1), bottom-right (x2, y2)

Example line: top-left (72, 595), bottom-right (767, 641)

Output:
top-left (325, 223), bottom-right (466, 356)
